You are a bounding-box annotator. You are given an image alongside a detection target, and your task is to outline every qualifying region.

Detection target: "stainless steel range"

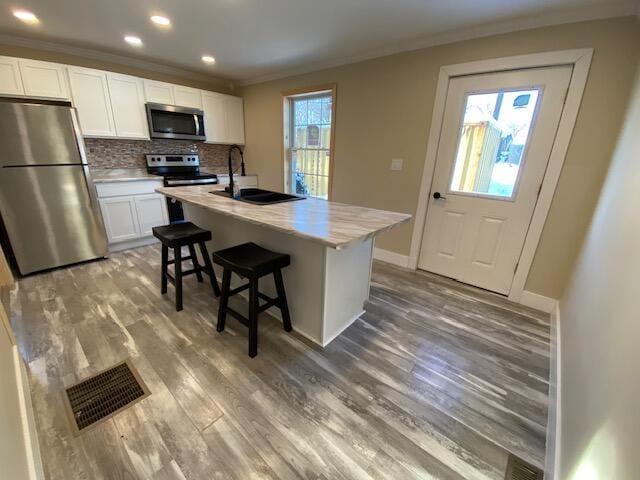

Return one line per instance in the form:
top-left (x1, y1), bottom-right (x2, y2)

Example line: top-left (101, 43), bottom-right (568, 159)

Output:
top-left (146, 154), bottom-right (218, 222)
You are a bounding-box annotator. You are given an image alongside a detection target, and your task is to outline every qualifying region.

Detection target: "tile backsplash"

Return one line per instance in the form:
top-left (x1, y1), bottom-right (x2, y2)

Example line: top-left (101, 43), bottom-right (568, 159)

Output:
top-left (84, 138), bottom-right (239, 172)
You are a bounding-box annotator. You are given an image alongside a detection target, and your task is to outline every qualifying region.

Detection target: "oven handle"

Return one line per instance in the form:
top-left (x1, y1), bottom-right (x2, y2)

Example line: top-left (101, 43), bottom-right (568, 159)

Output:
top-left (164, 179), bottom-right (219, 186)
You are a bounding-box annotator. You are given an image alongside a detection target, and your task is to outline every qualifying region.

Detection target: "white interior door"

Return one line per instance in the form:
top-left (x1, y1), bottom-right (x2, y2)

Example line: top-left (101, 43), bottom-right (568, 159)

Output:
top-left (418, 66), bottom-right (572, 294)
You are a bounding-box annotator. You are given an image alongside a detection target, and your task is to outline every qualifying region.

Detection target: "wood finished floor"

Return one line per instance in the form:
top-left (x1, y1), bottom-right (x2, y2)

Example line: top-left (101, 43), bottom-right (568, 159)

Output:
top-left (9, 245), bottom-right (550, 480)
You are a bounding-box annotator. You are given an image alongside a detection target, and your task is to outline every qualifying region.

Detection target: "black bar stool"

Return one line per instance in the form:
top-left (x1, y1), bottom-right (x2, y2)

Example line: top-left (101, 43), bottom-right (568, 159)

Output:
top-left (152, 222), bottom-right (221, 311)
top-left (212, 242), bottom-right (292, 358)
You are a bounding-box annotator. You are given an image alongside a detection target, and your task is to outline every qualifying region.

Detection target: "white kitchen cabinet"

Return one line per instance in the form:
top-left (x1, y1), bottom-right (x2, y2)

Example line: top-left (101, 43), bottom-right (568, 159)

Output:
top-left (134, 194), bottom-right (168, 236)
top-left (0, 56), bottom-right (24, 96)
top-left (107, 73), bottom-right (149, 139)
top-left (96, 179), bottom-right (168, 248)
top-left (202, 92), bottom-right (245, 144)
top-left (67, 67), bottom-right (116, 137)
top-left (144, 80), bottom-right (175, 105)
top-left (174, 85), bottom-right (202, 109)
top-left (99, 196), bottom-right (140, 243)
top-left (224, 95), bottom-right (245, 144)
top-left (0, 53), bottom-right (245, 143)
top-left (202, 92), bottom-right (226, 143)
top-left (18, 59), bottom-right (69, 99)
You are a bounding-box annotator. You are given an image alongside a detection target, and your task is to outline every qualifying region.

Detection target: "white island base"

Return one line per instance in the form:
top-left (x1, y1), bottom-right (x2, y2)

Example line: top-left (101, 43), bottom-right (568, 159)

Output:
top-left (185, 203), bottom-right (374, 346)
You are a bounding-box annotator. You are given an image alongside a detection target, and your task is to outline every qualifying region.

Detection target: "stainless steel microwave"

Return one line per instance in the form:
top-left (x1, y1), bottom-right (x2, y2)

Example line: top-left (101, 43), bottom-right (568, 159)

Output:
top-left (146, 103), bottom-right (206, 141)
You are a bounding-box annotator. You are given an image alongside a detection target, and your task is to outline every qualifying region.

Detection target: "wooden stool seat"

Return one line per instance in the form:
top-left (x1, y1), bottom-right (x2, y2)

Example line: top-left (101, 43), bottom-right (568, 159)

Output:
top-left (153, 222), bottom-right (220, 311)
top-left (152, 221), bottom-right (211, 247)
top-left (212, 242), bottom-right (292, 358)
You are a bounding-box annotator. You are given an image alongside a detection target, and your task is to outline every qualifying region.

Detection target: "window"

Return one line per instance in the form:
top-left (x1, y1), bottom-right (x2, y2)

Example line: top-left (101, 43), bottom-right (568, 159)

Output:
top-left (284, 86), bottom-right (336, 199)
top-left (449, 88), bottom-right (541, 199)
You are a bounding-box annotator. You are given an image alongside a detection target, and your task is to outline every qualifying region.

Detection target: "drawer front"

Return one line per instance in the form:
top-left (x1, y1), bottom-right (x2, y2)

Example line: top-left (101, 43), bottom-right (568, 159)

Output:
top-left (95, 180), bottom-right (163, 198)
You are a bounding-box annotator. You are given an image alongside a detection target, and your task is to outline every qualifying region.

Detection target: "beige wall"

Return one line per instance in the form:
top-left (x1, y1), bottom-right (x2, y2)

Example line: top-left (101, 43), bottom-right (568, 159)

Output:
top-left (557, 66), bottom-right (640, 480)
top-left (0, 43), bottom-right (232, 93)
top-left (240, 16), bottom-right (640, 299)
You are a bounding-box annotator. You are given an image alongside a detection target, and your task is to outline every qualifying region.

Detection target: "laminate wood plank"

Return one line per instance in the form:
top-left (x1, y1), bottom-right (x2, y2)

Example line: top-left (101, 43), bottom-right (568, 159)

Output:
top-left (224, 319), bottom-right (502, 480)
top-left (8, 245), bottom-right (550, 479)
top-left (152, 460), bottom-right (187, 480)
top-left (111, 406), bottom-right (174, 479)
top-left (126, 320), bottom-right (224, 432)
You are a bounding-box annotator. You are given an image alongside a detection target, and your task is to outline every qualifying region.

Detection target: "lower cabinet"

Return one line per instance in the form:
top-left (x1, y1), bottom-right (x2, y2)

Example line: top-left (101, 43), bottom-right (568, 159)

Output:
top-left (96, 180), bottom-right (168, 247)
top-left (99, 197), bottom-right (140, 243)
top-left (134, 194), bottom-right (168, 236)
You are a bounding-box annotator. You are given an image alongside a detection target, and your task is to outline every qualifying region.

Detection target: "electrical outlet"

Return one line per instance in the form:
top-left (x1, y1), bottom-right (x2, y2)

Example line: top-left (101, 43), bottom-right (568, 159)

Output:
top-left (391, 158), bottom-right (403, 171)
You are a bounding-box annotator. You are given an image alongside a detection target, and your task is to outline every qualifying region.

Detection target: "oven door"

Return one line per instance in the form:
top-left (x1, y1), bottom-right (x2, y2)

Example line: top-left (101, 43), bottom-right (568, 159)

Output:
top-left (146, 103), bottom-right (206, 141)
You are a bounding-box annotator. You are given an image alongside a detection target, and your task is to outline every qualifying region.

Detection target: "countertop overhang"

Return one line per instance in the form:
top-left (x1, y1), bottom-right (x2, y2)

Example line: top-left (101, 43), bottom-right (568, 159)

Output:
top-left (156, 185), bottom-right (412, 249)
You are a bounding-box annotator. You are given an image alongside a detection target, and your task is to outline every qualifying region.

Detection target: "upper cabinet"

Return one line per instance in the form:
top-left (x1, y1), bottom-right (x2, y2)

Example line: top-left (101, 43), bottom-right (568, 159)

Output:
top-left (202, 92), bottom-right (245, 144)
top-left (146, 81), bottom-right (203, 110)
top-left (174, 85), bottom-right (202, 109)
top-left (143, 80), bottom-right (175, 105)
top-left (0, 56), bottom-right (24, 96)
top-left (67, 67), bottom-right (116, 137)
top-left (107, 73), bottom-right (149, 139)
top-left (0, 54), bottom-right (244, 144)
top-left (202, 92), bottom-right (226, 143)
top-left (18, 59), bottom-right (69, 99)
top-left (224, 95), bottom-right (245, 145)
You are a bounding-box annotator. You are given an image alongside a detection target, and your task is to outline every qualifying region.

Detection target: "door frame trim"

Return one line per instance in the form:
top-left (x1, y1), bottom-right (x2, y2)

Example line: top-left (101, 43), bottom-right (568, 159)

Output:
top-left (408, 48), bottom-right (593, 302)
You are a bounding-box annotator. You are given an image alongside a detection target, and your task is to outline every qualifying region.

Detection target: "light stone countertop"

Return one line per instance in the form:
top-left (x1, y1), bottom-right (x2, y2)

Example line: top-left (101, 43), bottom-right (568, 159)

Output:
top-left (90, 168), bottom-right (257, 183)
top-left (156, 184), bottom-right (412, 249)
top-left (90, 168), bottom-right (158, 183)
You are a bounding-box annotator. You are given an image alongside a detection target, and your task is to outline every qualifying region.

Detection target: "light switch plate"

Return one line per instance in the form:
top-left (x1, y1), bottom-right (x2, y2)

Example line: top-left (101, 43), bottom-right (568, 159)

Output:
top-left (391, 158), bottom-right (403, 171)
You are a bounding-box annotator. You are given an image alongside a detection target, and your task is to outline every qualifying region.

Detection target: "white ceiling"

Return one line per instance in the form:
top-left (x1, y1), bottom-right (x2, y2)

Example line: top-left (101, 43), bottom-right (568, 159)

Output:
top-left (0, 0), bottom-right (635, 85)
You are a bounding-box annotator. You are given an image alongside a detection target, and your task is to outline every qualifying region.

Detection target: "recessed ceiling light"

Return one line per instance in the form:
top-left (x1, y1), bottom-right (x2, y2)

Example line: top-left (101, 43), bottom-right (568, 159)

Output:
top-left (150, 15), bottom-right (170, 27)
top-left (201, 55), bottom-right (216, 64)
top-left (13, 9), bottom-right (39, 24)
top-left (124, 36), bottom-right (143, 47)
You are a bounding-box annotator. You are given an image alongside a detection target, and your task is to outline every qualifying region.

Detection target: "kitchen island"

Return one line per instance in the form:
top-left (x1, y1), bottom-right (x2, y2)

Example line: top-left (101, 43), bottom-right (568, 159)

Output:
top-left (157, 185), bottom-right (411, 346)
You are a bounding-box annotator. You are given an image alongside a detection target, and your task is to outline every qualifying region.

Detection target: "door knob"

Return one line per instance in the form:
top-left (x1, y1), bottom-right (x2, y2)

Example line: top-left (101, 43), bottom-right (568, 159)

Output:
top-left (432, 192), bottom-right (446, 200)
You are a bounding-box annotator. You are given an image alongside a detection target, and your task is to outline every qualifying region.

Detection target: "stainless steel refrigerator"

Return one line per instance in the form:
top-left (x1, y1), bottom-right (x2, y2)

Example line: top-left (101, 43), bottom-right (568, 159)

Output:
top-left (0, 100), bottom-right (108, 275)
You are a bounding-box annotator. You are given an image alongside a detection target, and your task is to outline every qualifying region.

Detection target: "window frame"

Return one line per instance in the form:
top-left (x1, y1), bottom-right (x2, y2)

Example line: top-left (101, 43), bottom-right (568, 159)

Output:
top-left (282, 84), bottom-right (337, 200)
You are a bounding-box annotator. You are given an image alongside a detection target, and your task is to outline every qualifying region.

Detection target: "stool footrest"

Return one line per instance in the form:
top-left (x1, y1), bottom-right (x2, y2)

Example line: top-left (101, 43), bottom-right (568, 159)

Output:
top-left (257, 292), bottom-right (279, 313)
top-left (226, 306), bottom-right (250, 328)
top-left (167, 255), bottom-right (194, 266)
top-left (228, 282), bottom-right (251, 296)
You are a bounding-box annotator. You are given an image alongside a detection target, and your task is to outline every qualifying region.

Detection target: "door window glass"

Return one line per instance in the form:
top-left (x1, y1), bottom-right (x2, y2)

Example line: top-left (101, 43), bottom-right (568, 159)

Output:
top-left (449, 89), bottom-right (540, 198)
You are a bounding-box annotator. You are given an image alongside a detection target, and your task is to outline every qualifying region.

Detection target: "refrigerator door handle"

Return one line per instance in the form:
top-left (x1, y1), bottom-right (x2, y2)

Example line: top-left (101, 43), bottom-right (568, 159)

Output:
top-left (70, 109), bottom-right (108, 240)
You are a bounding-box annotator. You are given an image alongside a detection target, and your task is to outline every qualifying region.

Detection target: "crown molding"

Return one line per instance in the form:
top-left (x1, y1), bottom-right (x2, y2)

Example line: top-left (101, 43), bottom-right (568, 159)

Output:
top-left (238, 2), bottom-right (637, 86)
top-left (0, 33), bottom-right (233, 89)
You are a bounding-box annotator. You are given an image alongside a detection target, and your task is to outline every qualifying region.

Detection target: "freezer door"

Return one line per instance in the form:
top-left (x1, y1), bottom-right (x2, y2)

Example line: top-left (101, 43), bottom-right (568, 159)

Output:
top-left (0, 165), bottom-right (108, 274)
top-left (0, 102), bottom-right (82, 167)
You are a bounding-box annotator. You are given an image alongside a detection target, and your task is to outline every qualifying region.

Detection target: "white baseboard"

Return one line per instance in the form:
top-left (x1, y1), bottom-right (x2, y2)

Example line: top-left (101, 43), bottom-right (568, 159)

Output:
top-left (108, 236), bottom-right (158, 253)
top-left (520, 290), bottom-right (558, 313)
top-left (373, 248), bottom-right (410, 268)
top-left (13, 347), bottom-right (44, 480)
top-left (545, 301), bottom-right (562, 480)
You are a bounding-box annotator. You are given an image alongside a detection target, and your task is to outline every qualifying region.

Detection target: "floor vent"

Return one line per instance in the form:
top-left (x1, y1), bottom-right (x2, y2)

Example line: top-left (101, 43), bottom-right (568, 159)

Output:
top-left (505, 454), bottom-right (544, 480)
top-left (64, 359), bottom-right (150, 434)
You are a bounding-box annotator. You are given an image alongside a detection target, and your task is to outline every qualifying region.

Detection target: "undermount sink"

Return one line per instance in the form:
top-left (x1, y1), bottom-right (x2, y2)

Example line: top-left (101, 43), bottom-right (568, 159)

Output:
top-left (212, 188), bottom-right (306, 205)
